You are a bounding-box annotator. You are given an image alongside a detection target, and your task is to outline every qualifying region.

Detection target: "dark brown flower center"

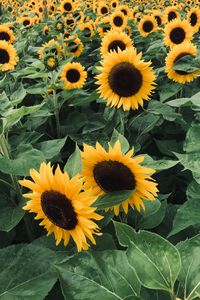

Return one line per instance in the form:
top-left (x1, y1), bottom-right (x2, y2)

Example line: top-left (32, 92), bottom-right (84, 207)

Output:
top-left (83, 28), bottom-right (91, 37)
top-left (113, 16), bottom-right (123, 27)
top-left (168, 11), bottom-right (177, 21)
top-left (68, 41), bottom-right (78, 53)
top-left (155, 15), bottom-right (161, 26)
top-left (103, 23), bottom-right (111, 33)
top-left (108, 62), bottom-right (142, 97)
top-left (74, 12), bottom-right (81, 20)
top-left (93, 160), bottom-right (136, 193)
top-left (112, 2), bottom-right (117, 8)
top-left (101, 7), bottom-right (108, 14)
top-left (108, 40), bottom-right (126, 52)
top-left (121, 9), bottom-right (127, 15)
top-left (64, 2), bottom-right (72, 11)
top-left (23, 20), bottom-right (30, 26)
top-left (66, 18), bottom-right (74, 26)
top-left (0, 49), bottom-right (9, 64)
top-left (0, 32), bottom-right (10, 41)
top-left (190, 13), bottom-right (197, 26)
top-left (41, 190), bottom-right (78, 230)
top-left (142, 20), bottom-right (154, 33)
top-left (66, 68), bottom-right (80, 82)
top-left (170, 27), bottom-right (186, 44)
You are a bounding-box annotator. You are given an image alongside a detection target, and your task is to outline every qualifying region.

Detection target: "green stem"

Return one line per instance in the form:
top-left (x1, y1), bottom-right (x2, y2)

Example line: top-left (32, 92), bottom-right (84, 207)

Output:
top-left (53, 90), bottom-right (61, 138)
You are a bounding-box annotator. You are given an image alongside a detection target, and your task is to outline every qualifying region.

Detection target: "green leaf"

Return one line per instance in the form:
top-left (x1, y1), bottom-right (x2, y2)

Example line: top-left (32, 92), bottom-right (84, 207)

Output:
top-left (35, 137), bottom-right (67, 159)
top-left (56, 250), bottom-right (141, 300)
top-left (184, 124), bottom-right (200, 153)
top-left (10, 83), bottom-right (26, 105)
top-left (177, 234), bottom-right (200, 300)
top-left (143, 155), bottom-right (178, 172)
top-left (114, 222), bottom-right (181, 292)
top-left (0, 145), bottom-right (45, 176)
top-left (0, 92), bottom-right (12, 116)
top-left (93, 190), bottom-right (134, 210)
top-left (64, 144), bottom-right (82, 177)
top-left (159, 83), bottom-right (181, 102)
top-left (167, 91), bottom-right (200, 108)
top-left (174, 152), bottom-right (200, 183)
top-left (0, 194), bottom-right (24, 232)
top-left (147, 101), bottom-right (181, 121)
top-left (111, 129), bottom-right (130, 153)
top-left (173, 55), bottom-right (200, 72)
top-left (0, 244), bottom-right (57, 300)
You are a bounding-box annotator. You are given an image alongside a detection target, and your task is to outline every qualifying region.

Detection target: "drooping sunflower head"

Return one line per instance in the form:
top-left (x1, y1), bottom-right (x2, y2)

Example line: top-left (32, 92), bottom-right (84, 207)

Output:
top-left (163, 19), bottom-right (194, 48)
top-left (38, 39), bottom-right (63, 60)
top-left (187, 7), bottom-right (200, 33)
top-left (165, 41), bottom-right (199, 84)
top-left (138, 15), bottom-right (158, 37)
top-left (96, 47), bottom-right (157, 111)
top-left (110, 10), bottom-right (127, 30)
top-left (19, 163), bottom-right (103, 252)
top-left (100, 29), bottom-right (133, 57)
top-left (0, 25), bottom-right (15, 44)
top-left (0, 41), bottom-right (19, 71)
top-left (81, 141), bottom-right (158, 215)
top-left (60, 62), bottom-right (87, 90)
top-left (66, 37), bottom-right (84, 57)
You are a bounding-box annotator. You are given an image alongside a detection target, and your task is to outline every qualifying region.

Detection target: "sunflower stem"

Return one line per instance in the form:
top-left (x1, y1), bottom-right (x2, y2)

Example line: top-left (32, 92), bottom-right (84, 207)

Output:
top-left (53, 90), bottom-right (61, 138)
top-left (0, 133), bottom-right (22, 202)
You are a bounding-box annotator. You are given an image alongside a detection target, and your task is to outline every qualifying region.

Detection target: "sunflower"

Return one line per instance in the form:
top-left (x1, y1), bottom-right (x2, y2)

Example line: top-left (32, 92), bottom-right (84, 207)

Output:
top-left (81, 141), bottom-right (158, 215)
top-left (111, 0), bottom-right (119, 9)
top-left (79, 22), bottom-right (94, 38)
top-left (97, 2), bottom-right (109, 16)
top-left (0, 25), bottom-right (15, 43)
top-left (165, 41), bottom-right (199, 84)
top-left (19, 163), bottom-right (102, 252)
top-left (152, 10), bottom-right (164, 26)
top-left (138, 15), bottom-right (158, 37)
top-left (96, 47), bottom-right (156, 111)
top-left (38, 39), bottom-right (62, 60)
top-left (110, 10), bottom-right (127, 30)
top-left (163, 19), bottom-right (193, 49)
top-left (100, 29), bottom-right (133, 57)
top-left (118, 4), bottom-right (130, 17)
top-left (187, 7), bottom-right (200, 33)
top-left (164, 6), bottom-right (180, 22)
top-left (60, 0), bottom-right (74, 13)
top-left (43, 25), bottom-right (49, 35)
top-left (0, 41), bottom-right (18, 71)
top-left (66, 37), bottom-right (84, 57)
top-left (60, 62), bottom-right (87, 90)
top-left (43, 54), bottom-right (59, 71)
top-left (17, 16), bottom-right (32, 28)
top-left (55, 20), bottom-right (64, 32)
top-left (97, 16), bottom-right (111, 37)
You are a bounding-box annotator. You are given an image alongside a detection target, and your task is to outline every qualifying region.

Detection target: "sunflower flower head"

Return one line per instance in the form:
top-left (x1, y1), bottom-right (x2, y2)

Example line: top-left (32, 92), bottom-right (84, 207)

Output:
top-left (19, 163), bottom-right (103, 252)
top-left (81, 141), bottom-right (159, 216)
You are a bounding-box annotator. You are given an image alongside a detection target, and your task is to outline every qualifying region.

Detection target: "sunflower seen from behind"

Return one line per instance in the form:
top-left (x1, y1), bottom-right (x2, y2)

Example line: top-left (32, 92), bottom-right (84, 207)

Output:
top-left (0, 40), bottom-right (18, 71)
top-left (96, 47), bottom-right (156, 111)
top-left (60, 62), bottom-right (87, 90)
top-left (100, 29), bottom-right (133, 57)
top-left (165, 41), bottom-right (199, 84)
top-left (163, 19), bottom-right (193, 49)
top-left (19, 163), bottom-right (102, 252)
top-left (81, 141), bottom-right (158, 215)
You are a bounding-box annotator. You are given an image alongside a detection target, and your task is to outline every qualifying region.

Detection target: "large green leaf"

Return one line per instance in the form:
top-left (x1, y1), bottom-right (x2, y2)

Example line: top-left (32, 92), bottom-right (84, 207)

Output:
top-left (167, 91), bottom-right (200, 108)
top-left (56, 250), bottom-right (141, 300)
top-left (110, 129), bottom-right (130, 153)
top-left (0, 244), bottom-right (57, 300)
top-left (64, 144), bottom-right (82, 177)
top-left (168, 181), bottom-right (200, 237)
top-left (143, 155), bottom-right (178, 172)
top-left (35, 137), bottom-right (67, 159)
top-left (177, 234), bottom-right (200, 300)
top-left (184, 124), bottom-right (200, 153)
top-left (114, 222), bottom-right (181, 292)
top-left (93, 190), bottom-right (134, 210)
top-left (174, 152), bottom-right (200, 183)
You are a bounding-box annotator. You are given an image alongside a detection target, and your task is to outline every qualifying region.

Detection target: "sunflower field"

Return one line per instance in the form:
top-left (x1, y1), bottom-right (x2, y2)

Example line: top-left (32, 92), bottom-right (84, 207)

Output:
top-left (0, 0), bottom-right (200, 299)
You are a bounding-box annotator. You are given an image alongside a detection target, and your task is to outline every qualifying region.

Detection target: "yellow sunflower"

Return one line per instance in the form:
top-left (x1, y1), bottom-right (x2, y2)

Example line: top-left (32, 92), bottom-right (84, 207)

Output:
top-left (43, 25), bottom-right (49, 35)
top-left (164, 6), bottom-right (180, 23)
top-left (60, 0), bottom-right (74, 13)
top-left (38, 39), bottom-right (62, 60)
top-left (152, 10), bottom-right (164, 26)
top-left (19, 163), bottom-right (102, 252)
top-left (110, 10), bottom-right (127, 30)
top-left (187, 7), bottom-right (200, 33)
top-left (100, 29), bottom-right (133, 57)
top-left (138, 15), bottom-right (158, 37)
top-left (97, 16), bottom-right (111, 37)
top-left (96, 47), bottom-right (156, 111)
top-left (97, 2), bottom-right (109, 16)
top-left (17, 16), bottom-right (32, 28)
top-left (118, 4), bottom-right (131, 17)
top-left (0, 41), bottom-right (18, 71)
top-left (66, 37), bottom-right (84, 57)
top-left (81, 141), bottom-right (158, 215)
top-left (163, 19), bottom-right (193, 48)
top-left (0, 25), bottom-right (15, 43)
top-left (60, 62), bottom-right (87, 90)
top-left (79, 22), bottom-right (94, 38)
top-left (165, 41), bottom-right (199, 84)
top-left (111, 0), bottom-right (119, 9)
